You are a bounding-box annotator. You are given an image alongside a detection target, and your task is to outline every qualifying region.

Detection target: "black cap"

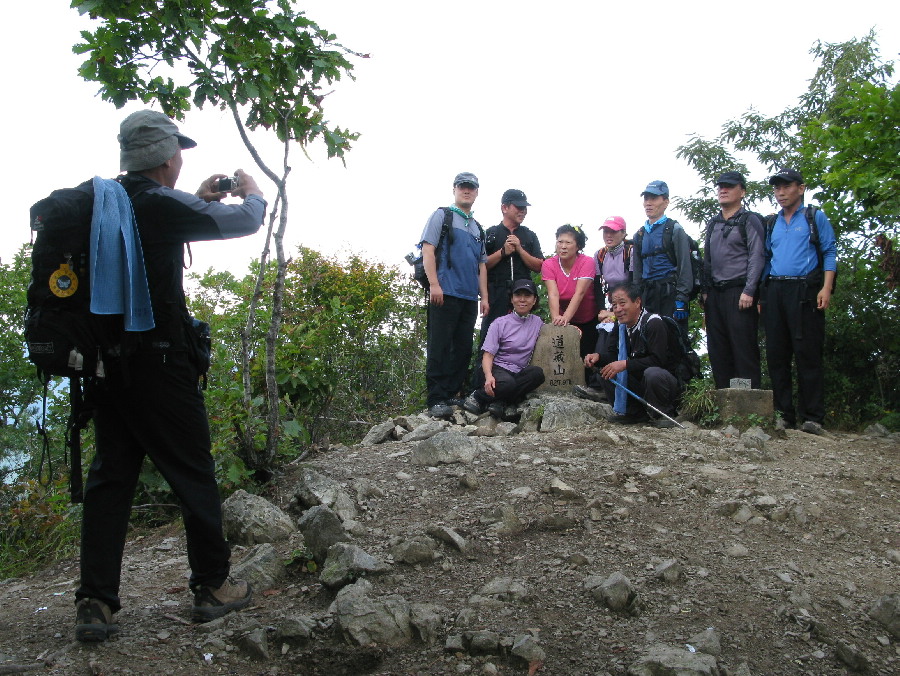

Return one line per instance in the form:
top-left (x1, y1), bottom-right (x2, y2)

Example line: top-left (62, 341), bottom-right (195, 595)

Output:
top-left (511, 279), bottom-right (537, 295)
top-left (715, 171), bottom-right (746, 188)
top-left (501, 188), bottom-right (531, 207)
top-left (453, 172), bottom-right (479, 188)
top-left (769, 168), bottom-right (804, 185)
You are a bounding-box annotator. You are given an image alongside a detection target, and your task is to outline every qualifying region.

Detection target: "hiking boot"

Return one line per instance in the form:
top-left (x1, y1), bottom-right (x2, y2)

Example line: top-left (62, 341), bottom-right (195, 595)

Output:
top-left (428, 402), bottom-right (454, 419)
top-left (75, 598), bottom-right (118, 642)
top-left (608, 411), bottom-right (650, 425)
top-left (192, 577), bottom-right (253, 623)
top-left (800, 420), bottom-right (828, 436)
top-left (650, 417), bottom-right (677, 429)
top-left (462, 394), bottom-right (483, 415)
top-left (503, 405), bottom-right (519, 421)
top-left (573, 384), bottom-right (607, 403)
top-left (487, 401), bottom-right (506, 419)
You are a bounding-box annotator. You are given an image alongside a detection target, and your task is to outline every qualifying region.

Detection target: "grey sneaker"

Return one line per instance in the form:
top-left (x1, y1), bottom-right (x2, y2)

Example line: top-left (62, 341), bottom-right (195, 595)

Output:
top-left (462, 394), bottom-right (483, 415)
top-left (75, 598), bottom-right (118, 642)
top-left (428, 403), bottom-right (454, 418)
top-left (800, 420), bottom-right (828, 436)
top-left (192, 577), bottom-right (253, 623)
top-left (573, 384), bottom-right (606, 403)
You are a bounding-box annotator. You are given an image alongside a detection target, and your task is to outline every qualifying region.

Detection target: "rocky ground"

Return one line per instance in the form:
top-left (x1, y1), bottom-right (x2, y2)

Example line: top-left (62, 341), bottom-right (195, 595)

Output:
top-left (0, 394), bottom-right (898, 676)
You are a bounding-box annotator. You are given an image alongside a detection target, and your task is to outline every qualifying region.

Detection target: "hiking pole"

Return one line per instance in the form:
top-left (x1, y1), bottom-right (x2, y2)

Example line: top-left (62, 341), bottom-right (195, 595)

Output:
top-left (608, 377), bottom-right (685, 429)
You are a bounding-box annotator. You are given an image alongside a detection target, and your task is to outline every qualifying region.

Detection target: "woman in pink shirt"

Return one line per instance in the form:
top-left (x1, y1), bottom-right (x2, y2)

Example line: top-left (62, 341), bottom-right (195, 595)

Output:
top-left (541, 224), bottom-right (598, 358)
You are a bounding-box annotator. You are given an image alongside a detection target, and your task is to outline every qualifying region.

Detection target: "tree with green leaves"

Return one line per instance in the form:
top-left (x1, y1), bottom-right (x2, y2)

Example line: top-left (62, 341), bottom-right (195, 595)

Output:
top-left (675, 31), bottom-right (899, 427)
top-left (72, 0), bottom-right (361, 470)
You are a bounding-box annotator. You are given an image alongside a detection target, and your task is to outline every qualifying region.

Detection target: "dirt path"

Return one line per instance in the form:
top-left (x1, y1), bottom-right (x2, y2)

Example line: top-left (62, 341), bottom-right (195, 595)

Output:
top-left (0, 423), bottom-right (897, 675)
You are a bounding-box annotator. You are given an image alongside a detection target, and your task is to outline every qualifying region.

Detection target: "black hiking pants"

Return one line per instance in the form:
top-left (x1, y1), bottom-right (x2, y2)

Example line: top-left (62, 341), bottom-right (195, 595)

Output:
top-left (76, 351), bottom-right (230, 613)
top-left (705, 285), bottom-right (761, 389)
top-left (762, 278), bottom-right (826, 425)
top-left (426, 295), bottom-right (478, 407)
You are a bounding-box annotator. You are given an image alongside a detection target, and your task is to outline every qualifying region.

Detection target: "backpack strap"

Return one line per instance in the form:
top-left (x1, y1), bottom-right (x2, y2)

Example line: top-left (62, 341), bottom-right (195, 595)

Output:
top-left (661, 220), bottom-right (678, 265)
top-left (436, 207), bottom-right (455, 271)
top-left (806, 204), bottom-right (824, 270)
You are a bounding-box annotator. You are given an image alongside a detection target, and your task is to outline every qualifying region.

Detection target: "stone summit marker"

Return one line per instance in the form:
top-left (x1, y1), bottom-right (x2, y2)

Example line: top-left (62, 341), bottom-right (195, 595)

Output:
top-left (530, 324), bottom-right (585, 392)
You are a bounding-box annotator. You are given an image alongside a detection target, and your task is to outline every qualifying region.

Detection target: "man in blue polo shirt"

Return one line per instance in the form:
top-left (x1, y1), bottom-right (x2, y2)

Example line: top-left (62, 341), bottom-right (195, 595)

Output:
top-left (420, 172), bottom-right (489, 418)
top-left (632, 180), bottom-right (693, 334)
top-left (762, 168), bottom-right (837, 435)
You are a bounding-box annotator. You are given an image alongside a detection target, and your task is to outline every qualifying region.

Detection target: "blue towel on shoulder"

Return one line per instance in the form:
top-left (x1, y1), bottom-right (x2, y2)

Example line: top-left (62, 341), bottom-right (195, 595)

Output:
top-left (89, 177), bottom-right (155, 331)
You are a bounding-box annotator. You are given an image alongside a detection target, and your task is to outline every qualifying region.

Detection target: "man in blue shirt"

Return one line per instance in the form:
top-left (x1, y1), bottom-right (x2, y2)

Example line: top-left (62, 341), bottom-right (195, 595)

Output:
top-left (763, 168), bottom-right (837, 435)
top-left (420, 172), bottom-right (489, 418)
top-left (632, 180), bottom-right (693, 334)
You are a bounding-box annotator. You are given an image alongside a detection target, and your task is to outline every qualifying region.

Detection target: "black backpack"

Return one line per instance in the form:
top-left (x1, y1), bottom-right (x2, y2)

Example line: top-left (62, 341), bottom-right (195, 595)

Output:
top-left (634, 220), bottom-right (704, 300)
top-left (637, 312), bottom-right (702, 386)
top-left (409, 207), bottom-right (483, 290)
top-left (25, 179), bottom-right (127, 382)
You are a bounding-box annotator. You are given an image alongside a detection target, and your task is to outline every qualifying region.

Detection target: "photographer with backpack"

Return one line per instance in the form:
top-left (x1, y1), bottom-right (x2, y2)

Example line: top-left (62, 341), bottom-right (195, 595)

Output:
top-left (72, 110), bottom-right (266, 641)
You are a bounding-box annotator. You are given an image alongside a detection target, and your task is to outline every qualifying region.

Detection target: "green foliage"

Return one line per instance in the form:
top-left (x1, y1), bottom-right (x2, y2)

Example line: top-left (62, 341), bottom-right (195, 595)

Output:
top-left (71, 0), bottom-right (359, 158)
top-left (189, 248), bottom-right (425, 478)
top-left (0, 478), bottom-right (81, 578)
top-left (679, 378), bottom-right (719, 427)
top-left (878, 412), bottom-right (900, 432)
top-left (675, 31), bottom-right (899, 428)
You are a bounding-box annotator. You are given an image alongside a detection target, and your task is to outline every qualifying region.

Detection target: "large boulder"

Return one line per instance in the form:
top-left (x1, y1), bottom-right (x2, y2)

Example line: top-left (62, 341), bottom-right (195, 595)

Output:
top-left (222, 489), bottom-right (296, 545)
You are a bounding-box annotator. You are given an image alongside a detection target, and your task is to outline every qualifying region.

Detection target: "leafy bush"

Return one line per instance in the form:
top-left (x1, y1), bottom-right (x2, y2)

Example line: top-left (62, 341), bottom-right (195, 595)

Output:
top-left (680, 378), bottom-right (720, 427)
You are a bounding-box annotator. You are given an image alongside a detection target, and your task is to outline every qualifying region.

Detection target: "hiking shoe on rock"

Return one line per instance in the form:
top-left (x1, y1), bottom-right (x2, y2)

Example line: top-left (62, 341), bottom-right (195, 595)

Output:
top-left (650, 417), bottom-right (677, 429)
top-left (192, 577), bottom-right (252, 623)
top-left (573, 385), bottom-right (607, 403)
top-left (75, 598), bottom-right (118, 642)
top-left (800, 420), bottom-right (828, 436)
top-left (462, 394), bottom-right (483, 415)
top-left (487, 401), bottom-right (506, 419)
top-left (428, 403), bottom-right (454, 419)
top-left (608, 412), bottom-right (650, 425)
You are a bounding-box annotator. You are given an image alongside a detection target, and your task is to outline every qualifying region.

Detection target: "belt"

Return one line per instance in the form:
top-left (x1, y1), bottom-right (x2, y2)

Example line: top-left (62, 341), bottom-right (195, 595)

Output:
top-left (768, 275), bottom-right (807, 281)
top-left (711, 278), bottom-right (746, 289)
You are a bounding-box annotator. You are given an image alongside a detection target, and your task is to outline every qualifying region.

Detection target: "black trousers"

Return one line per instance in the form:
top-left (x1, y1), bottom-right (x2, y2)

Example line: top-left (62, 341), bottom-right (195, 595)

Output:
top-left (762, 279), bottom-right (826, 425)
top-left (473, 364), bottom-right (545, 404)
top-left (478, 282), bottom-right (512, 349)
top-left (426, 295), bottom-right (478, 407)
top-left (641, 277), bottom-right (688, 335)
top-left (76, 352), bottom-right (231, 613)
top-left (600, 366), bottom-right (679, 417)
top-left (705, 285), bottom-right (761, 389)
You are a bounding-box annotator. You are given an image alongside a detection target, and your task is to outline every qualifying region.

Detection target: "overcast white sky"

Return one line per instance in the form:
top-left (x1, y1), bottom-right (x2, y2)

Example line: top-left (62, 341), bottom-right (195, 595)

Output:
top-left (3, 1), bottom-right (898, 277)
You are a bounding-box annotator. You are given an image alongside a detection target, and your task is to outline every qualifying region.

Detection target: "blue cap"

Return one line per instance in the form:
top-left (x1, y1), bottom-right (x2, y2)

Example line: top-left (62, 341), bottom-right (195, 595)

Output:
top-left (641, 180), bottom-right (669, 197)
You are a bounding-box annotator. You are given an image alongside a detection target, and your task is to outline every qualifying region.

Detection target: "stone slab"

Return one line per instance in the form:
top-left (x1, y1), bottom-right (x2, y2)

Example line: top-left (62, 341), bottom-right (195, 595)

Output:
top-left (713, 388), bottom-right (774, 420)
top-left (530, 324), bottom-right (585, 392)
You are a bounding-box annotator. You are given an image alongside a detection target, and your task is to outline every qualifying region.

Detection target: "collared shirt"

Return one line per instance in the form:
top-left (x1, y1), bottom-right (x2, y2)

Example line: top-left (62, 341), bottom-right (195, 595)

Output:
top-left (482, 312), bottom-right (543, 373)
top-left (766, 203), bottom-right (837, 277)
top-left (541, 254), bottom-right (597, 324)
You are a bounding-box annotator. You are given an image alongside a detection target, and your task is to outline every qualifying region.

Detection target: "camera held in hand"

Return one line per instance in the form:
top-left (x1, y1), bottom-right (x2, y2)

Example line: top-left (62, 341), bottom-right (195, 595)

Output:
top-left (216, 176), bottom-right (239, 192)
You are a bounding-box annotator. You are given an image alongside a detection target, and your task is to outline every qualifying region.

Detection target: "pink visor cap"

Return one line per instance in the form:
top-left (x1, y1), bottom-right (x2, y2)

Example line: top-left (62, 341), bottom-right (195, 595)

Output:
top-left (601, 216), bottom-right (627, 232)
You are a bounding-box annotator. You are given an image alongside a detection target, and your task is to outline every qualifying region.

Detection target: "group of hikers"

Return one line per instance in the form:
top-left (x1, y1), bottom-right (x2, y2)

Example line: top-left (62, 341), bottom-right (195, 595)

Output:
top-left (419, 169), bottom-right (837, 436)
